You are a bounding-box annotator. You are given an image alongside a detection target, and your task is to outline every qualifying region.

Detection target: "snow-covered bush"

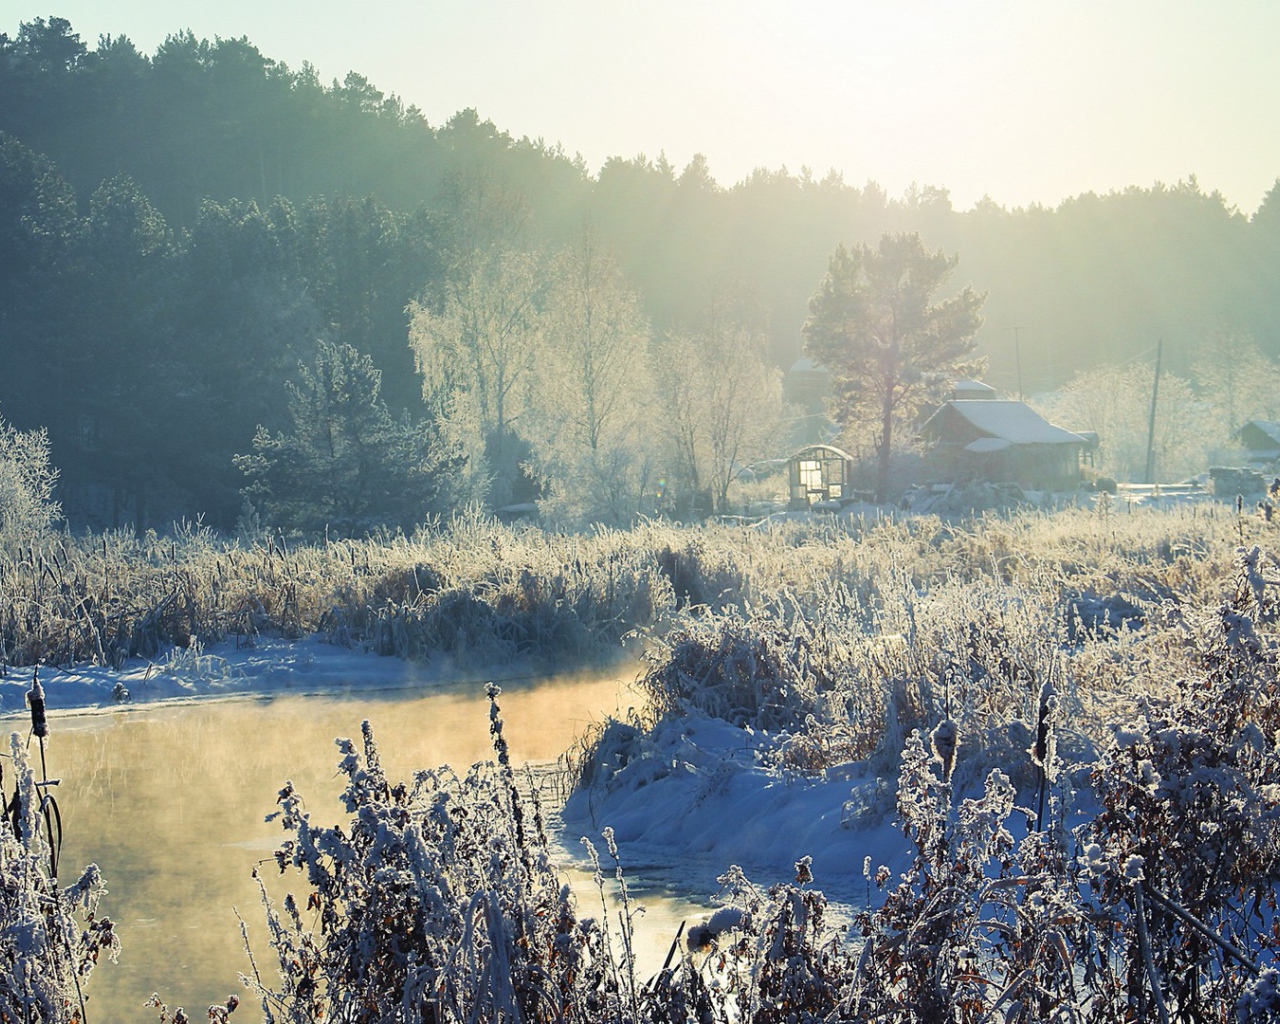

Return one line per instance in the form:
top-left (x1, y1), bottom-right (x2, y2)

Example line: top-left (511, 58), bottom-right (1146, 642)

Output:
top-left (844, 716), bottom-right (1095, 1023)
top-left (698, 862), bottom-right (853, 1024)
top-left (758, 543), bottom-right (1280, 1021)
top-left (246, 686), bottom-right (673, 1023)
top-left (1077, 545), bottom-right (1280, 1020)
top-left (0, 410), bottom-right (60, 542)
top-left (0, 731), bottom-right (118, 1022)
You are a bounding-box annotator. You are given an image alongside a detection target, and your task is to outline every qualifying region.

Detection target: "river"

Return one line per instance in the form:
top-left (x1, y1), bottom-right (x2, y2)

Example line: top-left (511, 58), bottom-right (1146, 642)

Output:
top-left (11, 672), bottom-right (709, 1022)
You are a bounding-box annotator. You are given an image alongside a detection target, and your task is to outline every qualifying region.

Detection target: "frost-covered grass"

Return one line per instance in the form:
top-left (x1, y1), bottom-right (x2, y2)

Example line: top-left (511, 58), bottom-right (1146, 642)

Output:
top-left (8, 501), bottom-right (1280, 1020)
top-left (248, 546), bottom-right (1280, 1021)
top-left (0, 511), bottom-right (673, 673)
top-left (0, 501), bottom-right (1250, 678)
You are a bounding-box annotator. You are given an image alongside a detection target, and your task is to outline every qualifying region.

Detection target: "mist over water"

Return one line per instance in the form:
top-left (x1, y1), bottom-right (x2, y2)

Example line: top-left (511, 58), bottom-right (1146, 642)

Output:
top-left (29, 673), bottom-right (696, 1022)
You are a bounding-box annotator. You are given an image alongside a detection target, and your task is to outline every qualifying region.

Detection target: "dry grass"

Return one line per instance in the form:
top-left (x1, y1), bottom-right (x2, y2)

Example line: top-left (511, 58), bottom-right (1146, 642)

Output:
top-left (0, 503), bottom-right (1261, 729)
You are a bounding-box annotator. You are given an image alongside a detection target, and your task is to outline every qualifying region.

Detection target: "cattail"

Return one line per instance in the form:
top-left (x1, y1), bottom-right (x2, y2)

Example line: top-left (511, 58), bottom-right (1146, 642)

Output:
top-left (1031, 678), bottom-right (1058, 831)
top-left (1031, 679), bottom-right (1058, 770)
top-left (27, 668), bottom-right (47, 739)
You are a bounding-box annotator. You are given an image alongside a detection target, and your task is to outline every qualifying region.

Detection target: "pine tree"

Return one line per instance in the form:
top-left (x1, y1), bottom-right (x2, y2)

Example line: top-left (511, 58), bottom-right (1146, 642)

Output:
top-left (236, 341), bottom-right (466, 535)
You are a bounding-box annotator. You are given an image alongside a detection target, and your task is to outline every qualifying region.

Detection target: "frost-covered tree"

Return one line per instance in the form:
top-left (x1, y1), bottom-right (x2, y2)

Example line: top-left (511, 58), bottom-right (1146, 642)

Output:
top-left (655, 318), bottom-right (784, 516)
top-left (1036, 362), bottom-right (1212, 482)
top-left (0, 408), bottom-right (60, 539)
top-left (803, 233), bottom-right (985, 501)
top-left (236, 341), bottom-right (467, 535)
top-left (1191, 329), bottom-right (1280, 438)
top-left (409, 249), bottom-right (546, 508)
top-left (525, 234), bottom-right (656, 524)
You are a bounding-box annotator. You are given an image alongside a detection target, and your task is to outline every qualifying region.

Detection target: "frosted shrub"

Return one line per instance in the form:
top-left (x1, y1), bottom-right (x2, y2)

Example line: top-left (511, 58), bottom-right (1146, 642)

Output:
top-left (838, 543), bottom-right (1280, 1022)
top-left (0, 733), bottom-right (117, 1023)
top-left (0, 410), bottom-right (60, 543)
top-left (707, 863), bottom-right (853, 1024)
top-left (844, 711), bottom-right (1103, 1023)
top-left (246, 687), bottom-right (677, 1024)
top-left (639, 613), bottom-right (822, 732)
top-left (1077, 545), bottom-right (1280, 1020)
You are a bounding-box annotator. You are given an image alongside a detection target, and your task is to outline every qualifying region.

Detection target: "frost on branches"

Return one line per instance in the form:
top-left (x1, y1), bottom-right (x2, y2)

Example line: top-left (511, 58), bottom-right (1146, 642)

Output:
top-left (228, 542), bottom-right (1280, 1021)
top-left (245, 688), bottom-right (848, 1024)
top-left (0, 410), bottom-right (60, 542)
top-left (0, 733), bottom-right (117, 1024)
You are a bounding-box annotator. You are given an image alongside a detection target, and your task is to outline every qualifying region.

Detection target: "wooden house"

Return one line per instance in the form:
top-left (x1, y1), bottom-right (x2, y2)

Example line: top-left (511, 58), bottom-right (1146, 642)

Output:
top-left (920, 400), bottom-right (1087, 488)
top-left (1236, 421), bottom-right (1280, 466)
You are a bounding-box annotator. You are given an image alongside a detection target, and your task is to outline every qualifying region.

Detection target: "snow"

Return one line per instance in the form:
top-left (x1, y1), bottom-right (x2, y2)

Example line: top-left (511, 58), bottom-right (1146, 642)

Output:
top-left (0, 636), bottom-right (541, 723)
top-left (0, 637), bottom-right (1029, 911)
top-left (563, 711), bottom-right (912, 904)
top-left (0, 635), bottom-right (1072, 960)
top-left (0, 638), bottom-right (918, 905)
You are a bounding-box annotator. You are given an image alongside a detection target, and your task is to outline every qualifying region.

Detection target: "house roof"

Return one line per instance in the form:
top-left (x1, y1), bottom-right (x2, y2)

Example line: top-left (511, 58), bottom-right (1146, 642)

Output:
top-left (924, 400), bottom-right (1087, 446)
top-left (1239, 421), bottom-right (1280, 449)
top-left (951, 379), bottom-right (998, 398)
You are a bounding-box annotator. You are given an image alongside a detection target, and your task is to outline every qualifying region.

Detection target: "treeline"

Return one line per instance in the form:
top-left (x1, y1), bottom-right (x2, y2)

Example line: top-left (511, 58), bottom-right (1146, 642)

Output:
top-left (0, 134), bottom-right (443, 526)
top-left (2, 16), bottom-right (1280, 527)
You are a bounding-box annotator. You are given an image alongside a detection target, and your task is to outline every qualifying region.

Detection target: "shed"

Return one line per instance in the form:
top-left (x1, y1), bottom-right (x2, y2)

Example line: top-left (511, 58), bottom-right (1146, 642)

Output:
top-left (1236, 421), bottom-right (1280, 463)
top-left (920, 400), bottom-right (1087, 488)
top-left (788, 444), bottom-right (856, 509)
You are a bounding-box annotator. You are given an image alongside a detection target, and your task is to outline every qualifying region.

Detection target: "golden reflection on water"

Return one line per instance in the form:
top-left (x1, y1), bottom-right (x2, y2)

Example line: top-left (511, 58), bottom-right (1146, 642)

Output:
top-left (21, 672), bottom-right (669, 1023)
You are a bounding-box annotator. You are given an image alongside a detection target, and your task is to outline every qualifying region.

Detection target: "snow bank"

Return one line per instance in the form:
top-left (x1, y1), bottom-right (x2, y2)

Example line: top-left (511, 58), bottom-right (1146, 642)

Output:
top-left (0, 635), bottom-right (544, 722)
top-left (564, 711), bottom-right (912, 903)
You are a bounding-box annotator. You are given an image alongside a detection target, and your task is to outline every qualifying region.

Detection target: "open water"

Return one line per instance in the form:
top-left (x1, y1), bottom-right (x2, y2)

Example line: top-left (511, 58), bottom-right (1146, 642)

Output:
top-left (14, 673), bottom-right (707, 1022)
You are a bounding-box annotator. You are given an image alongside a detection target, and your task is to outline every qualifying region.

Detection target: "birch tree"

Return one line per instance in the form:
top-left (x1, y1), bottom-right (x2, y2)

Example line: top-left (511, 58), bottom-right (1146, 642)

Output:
top-left (0, 408), bottom-right (60, 540)
top-left (409, 250), bottom-right (545, 506)
top-left (655, 319), bottom-right (783, 516)
top-left (526, 234), bottom-right (655, 523)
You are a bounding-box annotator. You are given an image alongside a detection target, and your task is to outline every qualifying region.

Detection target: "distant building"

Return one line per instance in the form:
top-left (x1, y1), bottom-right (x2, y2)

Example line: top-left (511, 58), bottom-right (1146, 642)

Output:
top-left (949, 379), bottom-right (997, 401)
top-left (784, 357), bottom-right (835, 446)
top-left (920, 400), bottom-right (1088, 488)
top-left (1236, 421), bottom-right (1280, 466)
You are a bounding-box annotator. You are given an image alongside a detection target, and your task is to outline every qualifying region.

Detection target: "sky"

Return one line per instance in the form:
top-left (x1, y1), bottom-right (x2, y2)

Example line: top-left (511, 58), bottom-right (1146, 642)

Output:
top-left (5, 0), bottom-right (1280, 214)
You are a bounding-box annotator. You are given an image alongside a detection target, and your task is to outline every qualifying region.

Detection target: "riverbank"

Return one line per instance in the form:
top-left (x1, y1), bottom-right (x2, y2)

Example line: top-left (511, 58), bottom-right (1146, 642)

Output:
top-left (0, 632), bottom-right (635, 721)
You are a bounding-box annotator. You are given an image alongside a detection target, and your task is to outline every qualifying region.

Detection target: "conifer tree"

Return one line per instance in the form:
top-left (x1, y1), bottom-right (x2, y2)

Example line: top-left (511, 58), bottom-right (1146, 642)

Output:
top-left (236, 340), bottom-right (465, 535)
top-left (803, 232), bottom-right (985, 501)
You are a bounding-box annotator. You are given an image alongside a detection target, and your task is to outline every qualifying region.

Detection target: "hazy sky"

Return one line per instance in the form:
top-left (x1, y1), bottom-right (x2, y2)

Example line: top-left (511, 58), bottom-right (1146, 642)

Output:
top-left (7, 1), bottom-right (1279, 213)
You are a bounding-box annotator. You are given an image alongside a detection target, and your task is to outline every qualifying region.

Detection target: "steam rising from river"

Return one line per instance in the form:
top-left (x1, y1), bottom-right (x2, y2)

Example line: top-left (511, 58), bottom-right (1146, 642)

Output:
top-left (46, 674), bottom-right (695, 1021)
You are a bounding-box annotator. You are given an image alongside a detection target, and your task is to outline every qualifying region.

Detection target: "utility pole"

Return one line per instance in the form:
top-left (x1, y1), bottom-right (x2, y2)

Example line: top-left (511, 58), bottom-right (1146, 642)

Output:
top-left (1144, 340), bottom-right (1163, 486)
top-left (1013, 326), bottom-right (1024, 401)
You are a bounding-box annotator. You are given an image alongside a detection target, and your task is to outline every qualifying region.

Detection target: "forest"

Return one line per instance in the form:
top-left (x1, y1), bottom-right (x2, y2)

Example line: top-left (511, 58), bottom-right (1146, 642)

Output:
top-left (3, 16), bottom-right (1280, 532)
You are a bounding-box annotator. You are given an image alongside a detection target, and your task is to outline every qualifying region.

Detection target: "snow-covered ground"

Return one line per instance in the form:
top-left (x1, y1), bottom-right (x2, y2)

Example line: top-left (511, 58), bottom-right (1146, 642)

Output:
top-left (563, 711), bottom-right (934, 908)
top-left (0, 637), bottom-right (1049, 932)
top-left (2, 638), bottom-right (915, 907)
top-left (0, 636), bottom-right (553, 721)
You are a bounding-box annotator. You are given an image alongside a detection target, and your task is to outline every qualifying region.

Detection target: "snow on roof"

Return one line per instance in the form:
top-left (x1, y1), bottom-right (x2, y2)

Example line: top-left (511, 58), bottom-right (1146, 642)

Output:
top-left (929, 400), bottom-right (1087, 446)
top-left (951, 379), bottom-right (997, 397)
